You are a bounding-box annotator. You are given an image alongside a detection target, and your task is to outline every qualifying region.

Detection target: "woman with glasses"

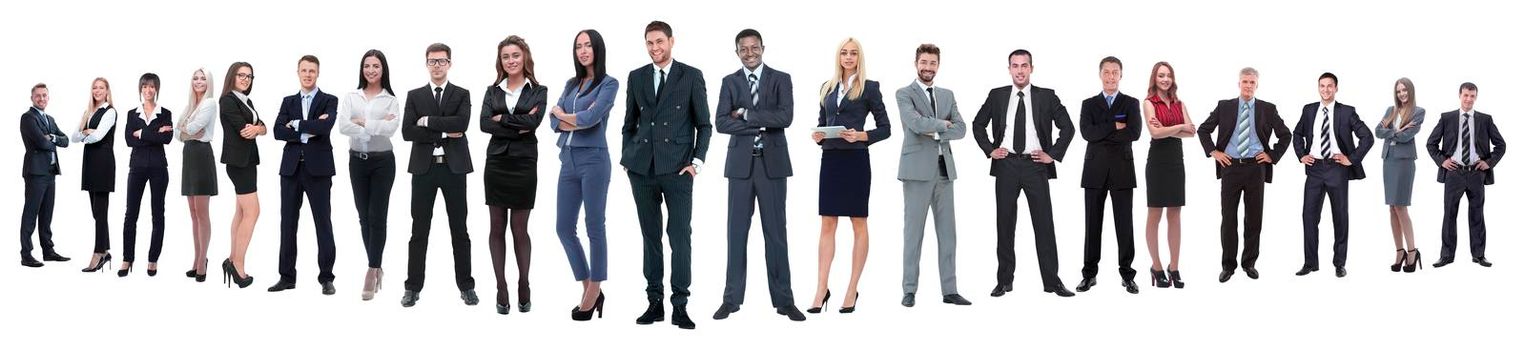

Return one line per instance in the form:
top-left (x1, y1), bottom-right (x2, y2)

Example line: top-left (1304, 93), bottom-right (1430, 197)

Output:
top-left (219, 62), bottom-right (266, 288)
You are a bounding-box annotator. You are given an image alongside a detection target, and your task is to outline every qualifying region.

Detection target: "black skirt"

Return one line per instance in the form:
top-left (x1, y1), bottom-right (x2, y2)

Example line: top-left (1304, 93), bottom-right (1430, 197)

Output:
top-left (181, 141), bottom-right (219, 196)
top-left (225, 164), bottom-right (258, 195)
top-left (1145, 138), bottom-right (1186, 207)
top-left (818, 149), bottom-right (871, 217)
top-left (484, 154), bottom-right (537, 209)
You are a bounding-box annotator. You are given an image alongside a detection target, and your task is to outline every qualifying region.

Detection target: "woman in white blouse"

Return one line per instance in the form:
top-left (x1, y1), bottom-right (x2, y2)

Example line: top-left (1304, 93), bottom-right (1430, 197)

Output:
top-left (74, 77), bottom-right (117, 273)
top-left (336, 49), bottom-right (402, 301)
top-left (178, 68), bottom-right (218, 282)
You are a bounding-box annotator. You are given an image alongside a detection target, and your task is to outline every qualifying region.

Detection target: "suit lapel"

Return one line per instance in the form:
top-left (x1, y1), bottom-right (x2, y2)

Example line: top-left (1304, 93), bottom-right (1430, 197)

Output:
top-left (995, 87), bottom-right (1011, 147)
top-left (657, 64), bottom-right (680, 106)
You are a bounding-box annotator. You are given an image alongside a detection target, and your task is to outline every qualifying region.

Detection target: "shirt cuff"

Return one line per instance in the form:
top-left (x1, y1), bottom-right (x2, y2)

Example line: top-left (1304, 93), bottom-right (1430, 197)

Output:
top-left (691, 158), bottom-right (704, 171)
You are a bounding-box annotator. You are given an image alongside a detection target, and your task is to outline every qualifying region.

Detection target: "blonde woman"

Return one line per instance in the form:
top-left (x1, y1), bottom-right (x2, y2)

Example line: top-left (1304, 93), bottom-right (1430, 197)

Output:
top-left (1374, 78), bottom-right (1425, 272)
top-left (74, 78), bottom-right (117, 273)
top-left (808, 37), bottom-right (890, 314)
top-left (179, 68), bottom-right (218, 282)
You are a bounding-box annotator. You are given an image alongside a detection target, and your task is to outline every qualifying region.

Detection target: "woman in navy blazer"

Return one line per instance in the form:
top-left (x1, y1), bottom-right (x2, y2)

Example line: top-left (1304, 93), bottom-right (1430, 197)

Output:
top-left (552, 29), bottom-right (619, 321)
top-left (1375, 77), bottom-right (1426, 272)
top-left (120, 73), bottom-right (175, 277)
top-left (807, 37), bottom-right (890, 314)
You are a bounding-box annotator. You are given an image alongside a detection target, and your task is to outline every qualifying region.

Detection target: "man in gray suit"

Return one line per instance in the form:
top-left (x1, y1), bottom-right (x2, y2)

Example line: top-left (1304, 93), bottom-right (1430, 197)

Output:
top-left (712, 29), bottom-right (805, 322)
top-left (896, 44), bottom-right (970, 307)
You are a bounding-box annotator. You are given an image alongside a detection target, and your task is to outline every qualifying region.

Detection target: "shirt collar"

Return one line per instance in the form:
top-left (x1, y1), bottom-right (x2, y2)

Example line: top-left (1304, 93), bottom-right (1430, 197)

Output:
top-left (430, 81), bottom-right (449, 93)
top-left (1319, 100), bottom-right (1336, 112)
top-left (840, 74), bottom-right (857, 92)
top-left (917, 79), bottom-right (934, 92)
top-left (500, 79), bottom-right (527, 95)
top-left (742, 63), bottom-right (765, 80)
top-left (300, 87), bottom-right (318, 99)
top-left (654, 61), bottom-right (673, 75)
top-left (1012, 84), bottom-right (1031, 98)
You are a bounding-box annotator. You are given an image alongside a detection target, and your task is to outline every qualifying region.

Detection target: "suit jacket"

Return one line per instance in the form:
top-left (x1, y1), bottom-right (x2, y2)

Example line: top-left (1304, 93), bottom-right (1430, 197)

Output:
top-left (480, 82), bottom-right (548, 159)
top-left (621, 61), bottom-right (713, 176)
top-left (895, 81), bottom-right (966, 181)
top-left (273, 89), bottom-right (339, 177)
top-left (1293, 101), bottom-right (1374, 180)
top-left (1374, 106), bottom-right (1426, 160)
top-left (402, 82), bottom-right (473, 175)
top-left (1197, 98), bottom-right (1292, 183)
top-left (219, 93), bottom-right (264, 167)
top-left (715, 65), bottom-right (793, 180)
top-left (124, 106), bottom-right (175, 169)
top-left (971, 85), bottom-right (1075, 179)
top-left (19, 107), bottom-right (69, 176)
top-left (1426, 110), bottom-right (1506, 185)
top-left (1078, 92), bottom-right (1142, 189)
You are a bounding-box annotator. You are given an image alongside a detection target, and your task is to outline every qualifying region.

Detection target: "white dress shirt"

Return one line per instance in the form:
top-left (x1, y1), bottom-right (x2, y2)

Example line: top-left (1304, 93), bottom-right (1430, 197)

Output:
top-left (1007, 84), bottom-right (1040, 154)
top-left (178, 97), bottom-right (217, 142)
top-left (71, 103), bottom-right (116, 144)
top-left (1312, 101), bottom-right (1343, 159)
top-left (336, 88), bottom-right (401, 153)
top-left (1452, 109), bottom-right (1479, 164)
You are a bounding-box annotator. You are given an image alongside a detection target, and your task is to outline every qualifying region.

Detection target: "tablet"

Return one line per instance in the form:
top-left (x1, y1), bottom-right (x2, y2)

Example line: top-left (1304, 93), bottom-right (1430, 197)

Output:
top-left (812, 126), bottom-right (847, 139)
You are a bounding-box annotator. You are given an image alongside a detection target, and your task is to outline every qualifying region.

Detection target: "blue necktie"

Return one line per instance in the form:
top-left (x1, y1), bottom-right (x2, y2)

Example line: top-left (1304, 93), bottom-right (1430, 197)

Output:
top-left (1233, 103), bottom-right (1254, 158)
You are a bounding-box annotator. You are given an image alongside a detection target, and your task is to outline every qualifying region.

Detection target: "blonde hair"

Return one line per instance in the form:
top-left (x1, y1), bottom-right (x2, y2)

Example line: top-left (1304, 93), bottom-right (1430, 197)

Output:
top-left (80, 77), bottom-right (112, 125)
top-left (819, 37), bottom-right (867, 105)
top-left (180, 68), bottom-right (215, 136)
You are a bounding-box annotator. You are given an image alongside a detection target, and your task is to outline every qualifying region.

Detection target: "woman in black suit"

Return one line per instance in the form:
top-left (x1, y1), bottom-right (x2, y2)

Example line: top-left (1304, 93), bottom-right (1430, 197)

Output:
top-left (74, 77), bottom-right (117, 273)
top-left (120, 73), bottom-right (175, 277)
top-left (481, 35), bottom-right (548, 315)
top-left (218, 62), bottom-right (266, 288)
top-left (808, 37), bottom-right (890, 314)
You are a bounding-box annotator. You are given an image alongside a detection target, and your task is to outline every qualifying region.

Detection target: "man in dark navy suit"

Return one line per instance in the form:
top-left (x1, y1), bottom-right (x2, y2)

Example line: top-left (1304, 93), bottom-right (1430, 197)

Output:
top-left (1292, 72), bottom-right (1372, 278)
top-left (18, 83), bottom-right (71, 267)
top-left (269, 55), bottom-right (340, 294)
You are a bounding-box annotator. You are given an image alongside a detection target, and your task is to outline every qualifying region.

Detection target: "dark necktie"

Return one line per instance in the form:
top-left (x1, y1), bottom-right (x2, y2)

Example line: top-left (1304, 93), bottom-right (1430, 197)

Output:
top-left (927, 87), bottom-right (937, 113)
top-left (1012, 91), bottom-right (1026, 150)
top-left (433, 87), bottom-right (443, 105)
top-left (657, 69), bottom-right (667, 97)
top-left (1460, 113), bottom-right (1473, 165)
top-left (1320, 106), bottom-right (1332, 159)
top-left (749, 73), bottom-right (762, 149)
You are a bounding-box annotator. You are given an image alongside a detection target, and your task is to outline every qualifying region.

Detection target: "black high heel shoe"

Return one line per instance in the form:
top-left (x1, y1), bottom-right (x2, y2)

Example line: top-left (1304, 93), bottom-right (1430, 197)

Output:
top-left (806, 290), bottom-right (831, 314)
top-left (221, 259), bottom-right (254, 288)
top-left (1403, 249), bottom-right (1422, 273)
top-left (117, 262), bottom-right (133, 277)
top-left (1168, 269), bottom-right (1185, 289)
top-left (186, 258), bottom-right (207, 280)
top-left (82, 253), bottom-right (112, 273)
top-left (146, 263), bottom-right (158, 277)
top-left (839, 292), bottom-right (860, 314)
top-left (571, 292), bottom-right (605, 321)
top-left (1150, 269), bottom-right (1169, 288)
top-left (1391, 249), bottom-right (1406, 272)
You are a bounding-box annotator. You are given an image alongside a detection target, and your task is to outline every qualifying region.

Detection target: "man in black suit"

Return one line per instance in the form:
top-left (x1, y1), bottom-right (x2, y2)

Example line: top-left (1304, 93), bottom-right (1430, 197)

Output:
top-left (270, 55), bottom-right (340, 294)
top-left (18, 83), bottom-right (71, 267)
top-left (400, 43), bottom-right (476, 307)
top-left (1198, 67), bottom-right (1292, 283)
top-left (1075, 56), bottom-right (1142, 294)
top-left (711, 29), bottom-right (804, 322)
top-left (1292, 73), bottom-right (1373, 278)
top-left (1426, 82), bottom-right (1505, 268)
top-left (622, 21), bottom-right (711, 329)
top-left (972, 49), bottom-right (1075, 298)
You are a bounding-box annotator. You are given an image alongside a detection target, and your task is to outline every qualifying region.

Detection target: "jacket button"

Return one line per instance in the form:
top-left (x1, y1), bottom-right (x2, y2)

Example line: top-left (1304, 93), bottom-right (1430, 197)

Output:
top-left (663, 122), bottom-right (669, 126)
top-left (664, 138), bottom-right (670, 143)
top-left (650, 122), bottom-right (655, 126)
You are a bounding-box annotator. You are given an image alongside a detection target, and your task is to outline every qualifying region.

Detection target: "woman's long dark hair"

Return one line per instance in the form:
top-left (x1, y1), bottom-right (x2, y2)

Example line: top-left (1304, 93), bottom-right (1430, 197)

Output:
top-left (495, 36), bottom-right (538, 87)
top-left (570, 29), bottom-right (606, 97)
top-left (356, 49), bottom-right (394, 96)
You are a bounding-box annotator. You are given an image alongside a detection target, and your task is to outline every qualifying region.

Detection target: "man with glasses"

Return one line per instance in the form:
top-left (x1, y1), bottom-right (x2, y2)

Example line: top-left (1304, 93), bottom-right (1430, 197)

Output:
top-left (400, 43), bottom-right (476, 307)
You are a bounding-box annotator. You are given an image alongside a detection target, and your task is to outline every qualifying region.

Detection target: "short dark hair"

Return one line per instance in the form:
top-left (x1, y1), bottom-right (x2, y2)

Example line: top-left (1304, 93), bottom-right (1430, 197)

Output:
top-left (645, 21), bottom-right (672, 38)
top-left (299, 55), bottom-right (320, 67)
top-left (1008, 49), bottom-right (1032, 65)
top-left (1319, 72), bottom-right (1338, 86)
top-left (425, 43), bottom-right (452, 59)
top-left (1099, 56), bottom-right (1122, 71)
top-left (1460, 82), bottom-right (1478, 93)
top-left (139, 73), bottom-right (161, 91)
top-left (735, 28), bottom-right (762, 47)
top-left (31, 83), bottom-right (47, 94)
top-left (915, 44), bottom-right (940, 60)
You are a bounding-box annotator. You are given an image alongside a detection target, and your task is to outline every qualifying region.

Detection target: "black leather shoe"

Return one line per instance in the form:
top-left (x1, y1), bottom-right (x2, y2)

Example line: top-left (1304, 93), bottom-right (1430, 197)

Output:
top-left (990, 284), bottom-right (1013, 297)
top-left (321, 281), bottom-right (336, 295)
top-left (42, 252), bottom-right (70, 262)
top-left (400, 290), bottom-right (420, 307)
top-left (901, 293), bottom-right (915, 307)
top-left (1295, 266), bottom-right (1319, 276)
top-left (1076, 277), bottom-right (1098, 292)
top-left (1218, 270), bottom-right (1234, 283)
top-left (21, 257), bottom-right (43, 268)
top-left (636, 302), bottom-right (665, 324)
top-left (942, 294), bottom-right (972, 305)
top-left (1473, 257), bottom-right (1493, 267)
top-left (460, 290), bottom-right (479, 305)
top-left (266, 281), bottom-right (296, 292)
top-left (1122, 280), bottom-right (1139, 294)
top-left (1433, 257), bottom-right (1454, 268)
top-left (1335, 266), bottom-right (1347, 278)
top-left (776, 305), bottom-right (806, 321)
top-left (1243, 267), bottom-right (1260, 279)
top-left (712, 303), bottom-right (740, 320)
top-left (1043, 285), bottom-right (1075, 297)
top-left (672, 305), bottom-right (696, 329)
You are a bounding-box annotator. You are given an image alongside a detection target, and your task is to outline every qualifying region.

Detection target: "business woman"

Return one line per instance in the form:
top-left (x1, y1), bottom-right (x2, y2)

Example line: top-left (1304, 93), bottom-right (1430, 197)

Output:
top-left (1141, 62), bottom-right (1194, 288)
top-left (179, 68), bottom-right (219, 282)
top-left (120, 73), bottom-right (175, 277)
top-left (808, 37), bottom-right (890, 314)
top-left (337, 49), bottom-right (401, 300)
top-left (481, 35), bottom-right (548, 315)
top-left (219, 62), bottom-right (266, 288)
top-left (552, 29), bottom-right (617, 321)
top-left (74, 78), bottom-right (117, 273)
top-left (1375, 77), bottom-right (1425, 272)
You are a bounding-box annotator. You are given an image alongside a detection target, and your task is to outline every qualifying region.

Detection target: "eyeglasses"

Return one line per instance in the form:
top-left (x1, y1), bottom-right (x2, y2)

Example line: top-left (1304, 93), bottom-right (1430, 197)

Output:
top-left (427, 58), bottom-right (452, 67)
top-left (236, 73), bottom-right (255, 80)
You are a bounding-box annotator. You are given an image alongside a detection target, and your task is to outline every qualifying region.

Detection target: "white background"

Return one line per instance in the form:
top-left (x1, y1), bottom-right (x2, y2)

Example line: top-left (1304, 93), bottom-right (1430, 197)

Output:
top-left (3, 0), bottom-right (1517, 348)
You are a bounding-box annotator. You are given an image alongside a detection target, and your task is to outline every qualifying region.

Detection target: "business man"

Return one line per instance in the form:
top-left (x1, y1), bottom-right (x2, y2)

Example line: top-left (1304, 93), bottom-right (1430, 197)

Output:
top-left (1292, 72), bottom-right (1373, 278)
top-left (896, 44), bottom-right (971, 307)
top-left (400, 43), bottom-right (476, 307)
top-left (712, 29), bottom-right (804, 322)
top-left (622, 21), bottom-right (711, 329)
top-left (19, 83), bottom-right (71, 267)
top-left (269, 55), bottom-right (340, 294)
top-left (1076, 56), bottom-right (1142, 294)
top-left (972, 49), bottom-right (1075, 298)
top-left (1426, 82), bottom-right (1504, 268)
top-left (1198, 67), bottom-right (1291, 283)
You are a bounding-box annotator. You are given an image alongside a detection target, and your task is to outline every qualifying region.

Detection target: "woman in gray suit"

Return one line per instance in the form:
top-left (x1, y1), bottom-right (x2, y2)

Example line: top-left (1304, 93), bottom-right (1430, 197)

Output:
top-left (1374, 77), bottom-right (1424, 273)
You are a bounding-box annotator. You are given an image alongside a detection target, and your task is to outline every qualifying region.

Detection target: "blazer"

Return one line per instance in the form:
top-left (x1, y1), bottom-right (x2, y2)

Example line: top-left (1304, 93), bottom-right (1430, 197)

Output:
top-left (19, 107), bottom-right (69, 177)
top-left (621, 61), bottom-right (713, 176)
top-left (1197, 98), bottom-right (1292, 183)
top-left (817, 80), bottom-right (891, 150)
top-left (1078, 92), bottom-right (1142, 189)
top-left (1374, 106), bottom-right (1426, 160)
top-left (219, 93), bottom-right (264, 168)
top-left (551, 77), bottom-right (619, 149)
top-left (1292, 101), bottom-right (1374, 180)
top-left (480, 82), bottom-right (548, 159)
top-left (272, 89), bottom-right (339, 177)
top-left (124, 106), bottom-right (175, 169)
top-left (402, 82), bottom-right (473, 175)
top-left (971, 85), bottom-right (1075, 179)
top-left (894, 81), bottom-right (966, 181)
top-left (715, 65), bottom-right (794, 180)
top-left (1426, 110), bottom-right (1506, 185)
